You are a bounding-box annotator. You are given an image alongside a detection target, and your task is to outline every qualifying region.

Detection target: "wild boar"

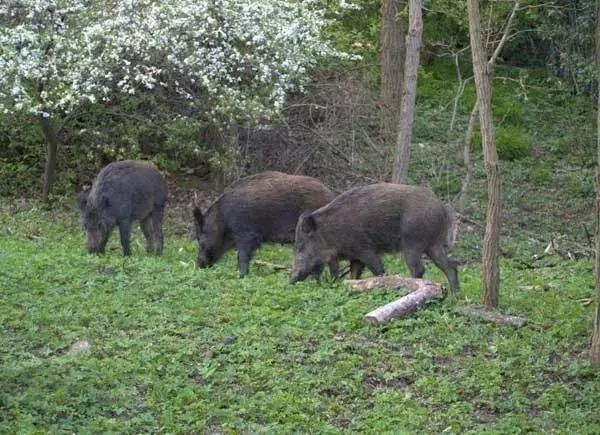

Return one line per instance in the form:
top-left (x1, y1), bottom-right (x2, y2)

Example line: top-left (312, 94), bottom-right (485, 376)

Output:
top-left (192, 171), bottom-right (336, 277)
top-left (291, 183), bottom-right (459, 293)
top-left (77, 160), bottom-right (168, 256)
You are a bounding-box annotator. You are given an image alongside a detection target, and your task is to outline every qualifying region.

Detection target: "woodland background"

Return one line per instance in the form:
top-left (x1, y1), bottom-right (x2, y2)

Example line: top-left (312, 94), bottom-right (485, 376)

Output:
top-left (2, 0), bottom-right (600, 432)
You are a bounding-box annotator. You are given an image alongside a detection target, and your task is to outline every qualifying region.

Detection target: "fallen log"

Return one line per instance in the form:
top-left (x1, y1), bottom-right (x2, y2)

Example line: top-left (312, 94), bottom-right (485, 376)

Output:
top-left (455, 306), bottom-right (528, 327)
top-left (346, 275), bottom-right (430, 294)
top-left (348, 276), bottom-right (444, 325)
top-left (253, 260), bottom-right (289, 271)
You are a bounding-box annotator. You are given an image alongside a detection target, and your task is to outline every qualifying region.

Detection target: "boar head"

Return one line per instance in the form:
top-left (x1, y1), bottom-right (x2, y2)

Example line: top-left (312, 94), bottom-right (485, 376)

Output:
top-left (78, 191), bottom-right (115, 254)
top-left (291, 212), bottom-right (332, 283)
top-left (193, 206), bottom-right (229, 268)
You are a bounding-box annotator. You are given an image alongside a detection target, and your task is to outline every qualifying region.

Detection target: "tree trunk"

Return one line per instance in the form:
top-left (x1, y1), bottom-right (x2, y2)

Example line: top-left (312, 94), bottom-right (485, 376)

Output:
top-left (40, 116), bottom-right (59, 203)
top-left (380, 0), bottom-right (406, 148)
top-left (458, 102), bottom-right (478, 213)
top-left (590, 0), bottom-right (600, 366)
top-left (391, 0), bottom-right (422, 184)
top-left (459, 0), bottom-right (519, 214)
top-left (467, 0), bottom-right (501, 308)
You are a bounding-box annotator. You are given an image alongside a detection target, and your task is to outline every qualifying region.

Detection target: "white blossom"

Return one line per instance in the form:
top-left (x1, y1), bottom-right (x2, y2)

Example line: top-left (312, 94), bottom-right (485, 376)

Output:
top-left (0, 0), bottom-right (341, 125)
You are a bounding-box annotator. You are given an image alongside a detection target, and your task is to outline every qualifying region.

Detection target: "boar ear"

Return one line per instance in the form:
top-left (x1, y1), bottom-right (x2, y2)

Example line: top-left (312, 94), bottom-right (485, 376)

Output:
top-left (300, 213), bottom-right (318, 234)
top-left (192, 206), bottom-right (204, 230)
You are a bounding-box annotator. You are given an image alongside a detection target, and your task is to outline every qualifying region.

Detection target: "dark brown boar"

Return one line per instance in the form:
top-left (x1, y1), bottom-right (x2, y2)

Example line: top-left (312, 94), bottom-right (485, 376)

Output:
top-left (192, 171), bottom-right (336, 277)
top-left (291, 183), bottom-right (459, 293)
top-left (77, 160), bottom-right (168, 256)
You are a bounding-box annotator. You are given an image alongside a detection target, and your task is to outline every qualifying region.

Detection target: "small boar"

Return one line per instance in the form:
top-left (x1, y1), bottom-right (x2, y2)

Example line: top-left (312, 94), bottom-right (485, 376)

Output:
top-left (192, 171), bottom-right (336, 277)
top-left (291, 183), bottom-right (459, 293)
top-left (77, 160), bottom-right (168, 256)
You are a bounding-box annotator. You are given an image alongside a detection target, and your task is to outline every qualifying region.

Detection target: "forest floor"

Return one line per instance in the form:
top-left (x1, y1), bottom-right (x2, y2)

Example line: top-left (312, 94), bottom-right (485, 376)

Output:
top-left (1, 200), bottom-right (599, 433)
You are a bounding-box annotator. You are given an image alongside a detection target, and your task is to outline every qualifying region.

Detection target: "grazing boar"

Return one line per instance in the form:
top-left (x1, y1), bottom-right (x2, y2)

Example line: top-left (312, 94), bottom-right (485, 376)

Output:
top-left (291, 183), bottom-right (459, 293)
top-left (192, 171), bottom-right (335, 277)
top-left (77, 160), bottom-right (168, 256)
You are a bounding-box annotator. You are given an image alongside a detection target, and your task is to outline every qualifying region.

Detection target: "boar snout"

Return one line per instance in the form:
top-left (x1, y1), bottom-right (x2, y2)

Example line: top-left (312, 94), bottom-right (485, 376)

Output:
top-left (197, 256), bottom-right (211, 269)
top-left (290, 269), bottom-right (309, 284)
top-left (291, 261), bottom-right (322, 284)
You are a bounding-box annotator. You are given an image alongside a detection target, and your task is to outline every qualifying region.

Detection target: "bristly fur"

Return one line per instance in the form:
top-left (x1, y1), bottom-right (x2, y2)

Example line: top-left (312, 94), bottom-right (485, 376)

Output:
top-left (79, 160), bottom-right (168, 256)
top-left (194, 171), bottom-right (335, 276)
top-left (292, 183), bottom-right (459, 292)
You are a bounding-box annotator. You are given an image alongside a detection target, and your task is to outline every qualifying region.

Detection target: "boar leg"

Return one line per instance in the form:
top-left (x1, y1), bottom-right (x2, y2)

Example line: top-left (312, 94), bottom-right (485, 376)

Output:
top-left (140, 216), bottom-right (155, 254)
top-left (235, 234), bottom-right (262, 277)
top-left (402, 250), bottom-right (425, 278)
top-left (310, 263), bottom-right (325, 281)
top-left (357, 252), bottom-right (385, 276)
top-left (426, 245), bottom-right (459, 293)
top-left (118, 220), bottom-right (133, 256)
top-left (350, 260), bottom-right (365, 279)
top-left (328, 258), bottom-right (340, 280)
top-left (151, 206), bottom-right (165, 256)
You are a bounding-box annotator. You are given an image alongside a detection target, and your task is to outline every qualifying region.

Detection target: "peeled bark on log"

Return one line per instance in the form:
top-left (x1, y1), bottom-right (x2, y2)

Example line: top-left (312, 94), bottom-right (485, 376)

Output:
top-left (456, 306), bottom-right (527, 328)
top-left (363, 279), bottom-right (443, 325)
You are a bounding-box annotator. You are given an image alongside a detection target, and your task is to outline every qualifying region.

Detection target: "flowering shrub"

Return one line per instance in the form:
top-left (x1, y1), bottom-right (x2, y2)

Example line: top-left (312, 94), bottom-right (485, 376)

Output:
top-left (0, 0), bottom-right (340, 126)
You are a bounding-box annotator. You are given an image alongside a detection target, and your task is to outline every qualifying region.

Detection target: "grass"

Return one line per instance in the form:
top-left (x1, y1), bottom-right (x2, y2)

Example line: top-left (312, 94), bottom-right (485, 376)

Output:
top-left (1, 201), bottom-right (599, 433)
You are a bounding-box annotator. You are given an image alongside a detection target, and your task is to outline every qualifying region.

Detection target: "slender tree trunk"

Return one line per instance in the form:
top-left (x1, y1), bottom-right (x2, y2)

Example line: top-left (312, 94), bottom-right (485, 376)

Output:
top-left (458, 102), bottom-right (478, 213)
top-left (391, 0), bottom-right (422, 184)
top-left (589, 0), bottom-right (600, 366)
top-left (467, 0), bottom-right (501, 308)
top-left (459, 0), bottom-right (519, 213)
top-left (40, 116), bottom-right (59, 203)
top-left (380, 0), bottom-right (406, 148)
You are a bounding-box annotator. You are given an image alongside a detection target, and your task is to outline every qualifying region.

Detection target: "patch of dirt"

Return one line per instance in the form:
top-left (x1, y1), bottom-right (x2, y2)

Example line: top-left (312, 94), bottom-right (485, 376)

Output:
top-left (474, 401), bottom-right (500, 423)
top-left (330, 416), bottom-right (353, 430)
top-left (364, 374), bottom-right (414, 391)
top-left (461, 344), bottom-right (477, 357)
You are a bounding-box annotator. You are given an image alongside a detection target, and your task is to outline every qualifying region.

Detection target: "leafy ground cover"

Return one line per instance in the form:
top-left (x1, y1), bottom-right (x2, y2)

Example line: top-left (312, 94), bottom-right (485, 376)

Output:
top-left (1, 202), bottom-right (599, 433)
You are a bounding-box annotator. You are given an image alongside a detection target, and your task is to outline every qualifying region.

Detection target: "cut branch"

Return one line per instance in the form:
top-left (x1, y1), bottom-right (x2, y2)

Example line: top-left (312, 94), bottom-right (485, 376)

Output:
top-left (347, 275), bottom-right (430, 294)
top-left (253, 260), bottom-right (289, 271)
top-left (363, 279), bottom-right (443, 325)
top-left (456, 306), bottom-right (528, 327)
